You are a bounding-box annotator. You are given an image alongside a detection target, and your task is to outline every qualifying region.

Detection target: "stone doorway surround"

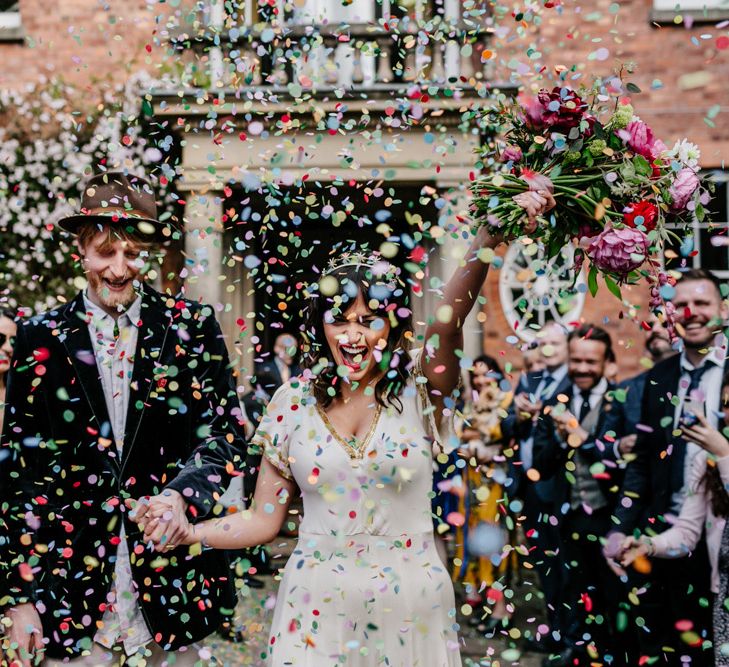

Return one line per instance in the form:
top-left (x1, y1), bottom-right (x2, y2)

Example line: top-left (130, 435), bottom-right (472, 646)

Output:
top-left (151, 92), bottom-right (495, 384)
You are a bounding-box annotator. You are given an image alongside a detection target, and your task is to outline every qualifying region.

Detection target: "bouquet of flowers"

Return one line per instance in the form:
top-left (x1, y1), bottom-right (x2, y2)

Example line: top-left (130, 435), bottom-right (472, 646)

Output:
top-left (470, 81), bottom-right (711, 303)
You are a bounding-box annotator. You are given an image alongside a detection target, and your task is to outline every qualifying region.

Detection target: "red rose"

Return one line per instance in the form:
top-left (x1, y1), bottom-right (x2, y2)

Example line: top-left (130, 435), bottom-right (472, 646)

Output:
top-left (535, 87), bottom-right (595, 137)
top-left (623, 201), bottom-right (658, 232)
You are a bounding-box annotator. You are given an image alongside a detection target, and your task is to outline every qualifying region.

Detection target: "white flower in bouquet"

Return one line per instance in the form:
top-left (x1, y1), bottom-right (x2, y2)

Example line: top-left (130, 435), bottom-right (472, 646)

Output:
top-left (665, 139), bottom-right (701, 169)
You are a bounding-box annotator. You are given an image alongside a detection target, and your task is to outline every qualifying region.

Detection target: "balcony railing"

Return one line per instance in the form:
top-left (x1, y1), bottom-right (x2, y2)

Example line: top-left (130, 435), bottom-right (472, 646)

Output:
top-left (163, 0), bottom-right (495, 93)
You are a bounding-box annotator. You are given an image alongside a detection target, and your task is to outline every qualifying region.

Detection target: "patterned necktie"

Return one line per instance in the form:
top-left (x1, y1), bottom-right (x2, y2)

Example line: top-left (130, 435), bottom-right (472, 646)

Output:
top-left (671, 361), bottom-right (715, 494)
top-left (538, 371), bottom-right (553, 400)
top-left (680, 362), bottom-right (713, 420)
top-left (578, 389), bottom-right (592, 423)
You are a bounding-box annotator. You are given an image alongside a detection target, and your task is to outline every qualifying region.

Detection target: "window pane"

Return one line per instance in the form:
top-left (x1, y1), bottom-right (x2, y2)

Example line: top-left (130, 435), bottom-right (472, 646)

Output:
top-left (699, 224), bottom-right (729, 273)
top-left (707, 178), bottom-right (728, 224)
top-left (654, 0), bottom-right (729, 8)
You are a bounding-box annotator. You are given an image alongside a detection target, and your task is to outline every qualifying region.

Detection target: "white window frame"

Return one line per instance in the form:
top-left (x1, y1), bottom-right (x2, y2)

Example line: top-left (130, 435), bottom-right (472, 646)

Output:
top-left (652, 0), bottom-right (729, 22)
top-left (0, 2), bottom-right (23, 42)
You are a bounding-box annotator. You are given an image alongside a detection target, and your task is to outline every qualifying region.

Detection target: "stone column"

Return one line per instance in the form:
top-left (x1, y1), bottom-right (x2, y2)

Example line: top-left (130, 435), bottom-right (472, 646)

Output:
top-left (183, 191), bottom-right (224, 307)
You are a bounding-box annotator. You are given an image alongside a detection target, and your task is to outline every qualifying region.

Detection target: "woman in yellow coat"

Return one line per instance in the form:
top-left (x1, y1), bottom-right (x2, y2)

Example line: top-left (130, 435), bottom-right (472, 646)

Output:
top-left (453, 354), bottom-right (517, 633)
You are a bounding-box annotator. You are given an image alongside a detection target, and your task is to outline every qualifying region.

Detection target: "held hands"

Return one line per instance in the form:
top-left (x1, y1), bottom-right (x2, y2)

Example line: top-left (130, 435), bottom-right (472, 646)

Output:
top-left (616, 535), bottom-right (652, 567)
top-left (478, 188), bottom-right (557, 249)
top-left (127, 489), bottom-right (195, 552)
top-left (512, 189), bottom-right (556, 229)
top-left (681, 413), bottom-right (729, 458)
top-left (602, 532), bottom-right (627, 578)
top-left (1, 603), bottom-right (44, 667)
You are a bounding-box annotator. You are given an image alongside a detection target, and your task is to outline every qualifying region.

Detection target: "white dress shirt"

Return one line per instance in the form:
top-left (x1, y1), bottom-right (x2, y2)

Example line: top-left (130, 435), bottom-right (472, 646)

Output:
top-left (669, 343), bottom-right (726, 515)
top-left (570, 377), bottom-right (609, 421)
top-left (83, 292), bottom-right (153, 655)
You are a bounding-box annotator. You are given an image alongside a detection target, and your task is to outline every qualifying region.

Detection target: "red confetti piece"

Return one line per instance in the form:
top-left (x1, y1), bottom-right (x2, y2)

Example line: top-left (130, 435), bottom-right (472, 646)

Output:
top-left (18, 562), bottom-right (34, 582)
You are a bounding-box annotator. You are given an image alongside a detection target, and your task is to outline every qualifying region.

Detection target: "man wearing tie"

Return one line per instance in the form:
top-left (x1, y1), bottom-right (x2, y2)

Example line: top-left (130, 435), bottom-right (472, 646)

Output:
top-left (533, 325), bottom-right (623, 667)
top-left (502, 323), bottom-right (570, 653)
top-left (605, 268), bottom-right (728, 665)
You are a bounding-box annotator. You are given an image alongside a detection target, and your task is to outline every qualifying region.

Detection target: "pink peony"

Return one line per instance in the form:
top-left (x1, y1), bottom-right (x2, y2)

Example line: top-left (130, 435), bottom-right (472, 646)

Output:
top-left (669, 168), bottom-right (700, 211)
top-left (587, 225), bottom-right (649, 276)
top-left (622, 119), bottom-right (659, 160)
top-left (500, 145), bottom-right (523, 163)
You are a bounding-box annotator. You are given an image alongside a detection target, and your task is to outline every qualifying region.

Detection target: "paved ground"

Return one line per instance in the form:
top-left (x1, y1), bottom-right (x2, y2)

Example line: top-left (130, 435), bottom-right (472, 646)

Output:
top-left (204, 537), bottom-right (547, 667)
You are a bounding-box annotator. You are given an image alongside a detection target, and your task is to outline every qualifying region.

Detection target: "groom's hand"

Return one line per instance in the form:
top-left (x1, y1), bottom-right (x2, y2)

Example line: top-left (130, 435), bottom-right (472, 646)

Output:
top-left (131, 490), bottom-right (190, 553)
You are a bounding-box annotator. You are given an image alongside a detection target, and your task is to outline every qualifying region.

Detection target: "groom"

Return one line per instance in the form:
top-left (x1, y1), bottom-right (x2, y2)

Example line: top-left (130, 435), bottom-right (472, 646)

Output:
top-left (0, 172), bottom-right (246, 665)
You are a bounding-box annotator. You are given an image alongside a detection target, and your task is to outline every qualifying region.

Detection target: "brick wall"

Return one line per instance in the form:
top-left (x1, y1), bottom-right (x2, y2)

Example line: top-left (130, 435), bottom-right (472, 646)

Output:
top-left (490, 0), bottom-right (729, 166)
top-left (0, 0), bottom-right (165, 89)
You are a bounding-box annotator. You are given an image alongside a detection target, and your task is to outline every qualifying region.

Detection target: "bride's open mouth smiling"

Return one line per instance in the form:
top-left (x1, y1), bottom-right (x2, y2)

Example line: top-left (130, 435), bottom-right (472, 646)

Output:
top-left (338, 343), bottom-right (369, 371)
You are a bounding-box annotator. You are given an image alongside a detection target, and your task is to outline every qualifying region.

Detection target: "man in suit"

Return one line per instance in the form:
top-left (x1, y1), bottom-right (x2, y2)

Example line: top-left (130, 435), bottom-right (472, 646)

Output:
top-left (256, 332), bottom-right (301, 389)
top-left (533, 324), bottom-right (625, 666)
top-left (502, 322), bottom-right (571, 652)
top-left (605, 268), bottom-right (727, 665)
top-left (0, 172), bottom-right (246, 665)
top-left (599, 310), bottom-right (675, 460)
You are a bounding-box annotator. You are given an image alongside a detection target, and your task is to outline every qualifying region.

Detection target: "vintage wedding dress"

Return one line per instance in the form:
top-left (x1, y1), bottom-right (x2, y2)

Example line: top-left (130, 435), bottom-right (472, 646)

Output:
top-left (253, 351), bottom-right (461, 666)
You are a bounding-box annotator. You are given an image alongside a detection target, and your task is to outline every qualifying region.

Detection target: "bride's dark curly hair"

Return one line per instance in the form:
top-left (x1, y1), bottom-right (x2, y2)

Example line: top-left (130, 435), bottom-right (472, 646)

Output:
top-left (300, 261), bottom-right (413, 412)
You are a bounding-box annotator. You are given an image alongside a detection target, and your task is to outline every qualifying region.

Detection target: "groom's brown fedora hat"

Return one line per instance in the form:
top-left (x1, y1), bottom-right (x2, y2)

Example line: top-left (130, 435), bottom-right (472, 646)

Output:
top-left (57, 171), bottom-right (171, 242)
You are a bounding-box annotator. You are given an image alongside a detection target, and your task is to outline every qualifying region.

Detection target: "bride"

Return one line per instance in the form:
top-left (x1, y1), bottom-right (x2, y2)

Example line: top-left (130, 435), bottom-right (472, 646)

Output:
top-left (131, 190), bottom-right (552, 666)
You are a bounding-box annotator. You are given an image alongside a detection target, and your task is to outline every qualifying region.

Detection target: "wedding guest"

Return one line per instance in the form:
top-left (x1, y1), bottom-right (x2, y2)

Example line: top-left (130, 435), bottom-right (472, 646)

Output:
top-left (605, 268), bottom-right (727, 665)
top-left (0, 172), bottom-right (245, 666)
top-left (501, 323), bottom-right (571, 653)
top-left (600, 309), bottom-right (676, 461)
top-left (0, 308), bottom-right (17, 431)
top-left (534, 325), bottom-right (624, 667)
top-left (454, 354), bottom-right (516, 634)
top-left (523, 342), bottom-right (547, 374)
top-left (619, 371), bottom-right (729, 666)
top-left (131, 191), bottom-right (556, 666)
top-left (256, 332), bottom-right (301, 389)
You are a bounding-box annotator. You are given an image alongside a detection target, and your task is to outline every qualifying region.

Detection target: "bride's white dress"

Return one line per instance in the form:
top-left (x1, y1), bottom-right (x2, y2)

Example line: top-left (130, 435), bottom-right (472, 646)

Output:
top-left (253, 352), bottom-right (461, 666)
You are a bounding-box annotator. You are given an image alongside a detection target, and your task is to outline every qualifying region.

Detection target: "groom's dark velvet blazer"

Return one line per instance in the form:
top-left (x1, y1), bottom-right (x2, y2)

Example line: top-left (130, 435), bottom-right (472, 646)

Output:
top-left (0, 284), bottom-right (246, 658)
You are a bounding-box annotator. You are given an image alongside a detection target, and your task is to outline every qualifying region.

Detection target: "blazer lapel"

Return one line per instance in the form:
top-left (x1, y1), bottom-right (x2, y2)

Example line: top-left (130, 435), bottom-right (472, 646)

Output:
top-left (59, 293), bottom-right (118, 470)
top-left (120, 285), bottom-right (172, 473)
top-left (662, 355), bottom-right (683, 441)
top-left (592, 382), bottom-right (614, 435)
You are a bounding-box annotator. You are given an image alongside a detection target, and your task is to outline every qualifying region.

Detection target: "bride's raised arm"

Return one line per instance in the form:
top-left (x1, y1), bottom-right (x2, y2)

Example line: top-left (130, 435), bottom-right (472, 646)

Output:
top-left (421, 190), bottom-right (554, 410)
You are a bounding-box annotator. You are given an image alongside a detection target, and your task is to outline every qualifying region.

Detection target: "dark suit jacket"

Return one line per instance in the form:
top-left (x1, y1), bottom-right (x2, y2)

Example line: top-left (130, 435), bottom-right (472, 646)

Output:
top-left (614, 354), bottom-right (727, 534)
top-left (0, 285), bottom-right (246, 658)
top-left (597, 371), bottom-right (646, 445)
top-left (255, 359), bottom-right (301, 390)
top-left (533, 380), bottom-right (621, 515)
top-left (502, 369), bottom-right (571, 504)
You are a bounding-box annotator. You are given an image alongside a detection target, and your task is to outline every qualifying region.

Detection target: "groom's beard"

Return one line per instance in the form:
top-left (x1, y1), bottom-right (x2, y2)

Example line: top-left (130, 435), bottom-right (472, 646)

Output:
top-left (87, 270), bottom-right (140, 310)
